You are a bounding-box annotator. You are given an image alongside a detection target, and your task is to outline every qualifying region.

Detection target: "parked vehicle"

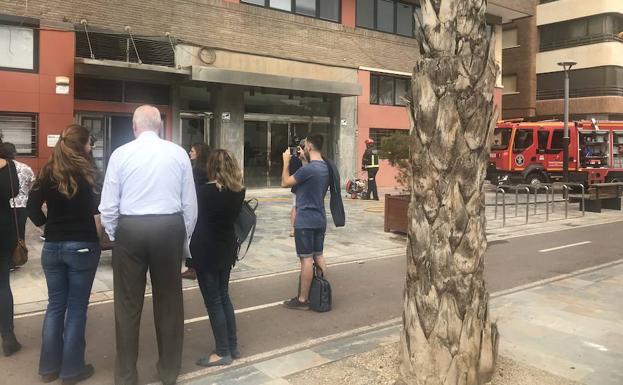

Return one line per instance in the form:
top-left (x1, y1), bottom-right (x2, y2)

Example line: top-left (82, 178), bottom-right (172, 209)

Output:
top-left (487, 119), bottom-right (623, 186)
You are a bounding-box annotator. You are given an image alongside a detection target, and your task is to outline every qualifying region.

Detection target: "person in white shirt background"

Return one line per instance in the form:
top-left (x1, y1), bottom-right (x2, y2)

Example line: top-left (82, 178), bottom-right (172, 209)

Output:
top-left (0, 142), bottom-right (35, 265)
top-left (99, 105), bottom-right (197, 385)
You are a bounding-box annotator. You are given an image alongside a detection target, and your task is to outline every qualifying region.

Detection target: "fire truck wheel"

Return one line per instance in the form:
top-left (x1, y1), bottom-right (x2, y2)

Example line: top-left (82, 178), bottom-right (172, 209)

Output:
top-left (526, 172), bottom-right (546, 186)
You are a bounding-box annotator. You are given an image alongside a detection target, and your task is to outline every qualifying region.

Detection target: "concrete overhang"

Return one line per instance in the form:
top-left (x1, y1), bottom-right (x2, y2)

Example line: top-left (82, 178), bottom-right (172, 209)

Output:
top-left (190, 65), bottom-right (362, 96)
top-left (488, 0), bottom-right (534, 23)
top-left (74, 58), bottom-right (190, 83)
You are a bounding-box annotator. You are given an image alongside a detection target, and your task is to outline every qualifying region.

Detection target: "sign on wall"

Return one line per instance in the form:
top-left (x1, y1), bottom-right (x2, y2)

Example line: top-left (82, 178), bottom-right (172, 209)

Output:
top-left (47, 135), bottom-right (60, 147)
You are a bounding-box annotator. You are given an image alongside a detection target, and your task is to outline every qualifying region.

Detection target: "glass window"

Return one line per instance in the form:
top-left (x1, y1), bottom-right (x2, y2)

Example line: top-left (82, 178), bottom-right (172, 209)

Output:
top-left (513, 129), bottom-right (533, 150)
top-left (0, 24), bottom-right (35, 71)
top-left (319, 0), bottom-right (339, 21)
top-left (370, 74), bottom-right (379, 104)
top-left (356, 0), bottom-right (375, 29)
top-left (502, 28), bottom-right (518, 48)
top-left (588, 16), bottom-right (604, 36)
top-left (537, 130), bottom-right (550, 151)
top-left (378, 76), bottom-right (395, 105)
top-left (568, 19), bottom-right (587, 38)
top-left (270, 0), bottom-right (292, 11)
top-left (377, 0), bottom-right (395, 33)
top-left (394, 78), bottom-right (409, 106)
top-left (492, 128), bottom-right (512, 150)
top-left (0, 113), bottom-right (37, 156)
top-left (551, 130), bottom-right (565, 150)
top-left (242, 0), bottom-right (267, 5)
top-left (502, 75), bottom-right (517, 94)
top-left (396, 3), bottom-right (414, 37)
top-left (296, 0), bottom-right (316, 16)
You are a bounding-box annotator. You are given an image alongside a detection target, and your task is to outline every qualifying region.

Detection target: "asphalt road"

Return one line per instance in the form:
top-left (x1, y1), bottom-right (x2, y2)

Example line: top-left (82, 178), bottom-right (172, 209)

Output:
top-left (2, 221), bottom-right (622, 385)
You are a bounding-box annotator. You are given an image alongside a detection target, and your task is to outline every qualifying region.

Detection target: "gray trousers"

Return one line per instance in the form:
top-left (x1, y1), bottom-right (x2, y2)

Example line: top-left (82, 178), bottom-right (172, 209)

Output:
top-left (112, 214), bottom-right (185, 385)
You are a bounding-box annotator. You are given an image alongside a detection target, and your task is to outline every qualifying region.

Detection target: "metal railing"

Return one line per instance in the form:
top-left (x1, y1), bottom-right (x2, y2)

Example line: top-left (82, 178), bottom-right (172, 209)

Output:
top-left (540, 33), bottom-right (623, 52)
top-left (537, 86), bottom-right (623, 100)
top-left (489, 182), bottom-right (586, 227)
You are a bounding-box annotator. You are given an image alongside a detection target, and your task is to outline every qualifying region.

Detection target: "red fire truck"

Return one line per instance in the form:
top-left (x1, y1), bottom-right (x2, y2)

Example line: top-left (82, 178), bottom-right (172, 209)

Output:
top-left (487, 119), bottom-right (623, 186)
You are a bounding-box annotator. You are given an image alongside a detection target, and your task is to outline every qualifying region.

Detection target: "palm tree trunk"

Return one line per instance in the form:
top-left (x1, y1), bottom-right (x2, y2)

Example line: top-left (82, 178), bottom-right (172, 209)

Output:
top-left (399, 1), bottom-right (499, 384)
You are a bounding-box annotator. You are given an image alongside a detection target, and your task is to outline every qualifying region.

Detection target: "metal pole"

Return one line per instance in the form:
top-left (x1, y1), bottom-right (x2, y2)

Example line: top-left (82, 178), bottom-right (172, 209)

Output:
top-left (563, 69), bottom-right (570, 182)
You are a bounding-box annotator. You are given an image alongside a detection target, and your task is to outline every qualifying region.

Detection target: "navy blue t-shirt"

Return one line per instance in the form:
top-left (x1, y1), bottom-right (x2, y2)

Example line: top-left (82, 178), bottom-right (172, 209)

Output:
top-left (293, 160), bottom-right (329, 229)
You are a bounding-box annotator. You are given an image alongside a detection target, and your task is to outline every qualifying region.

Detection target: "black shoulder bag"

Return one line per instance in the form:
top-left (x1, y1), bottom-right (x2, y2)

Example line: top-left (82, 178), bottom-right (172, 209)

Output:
top-left (234, 198), bottom-right (258, 261)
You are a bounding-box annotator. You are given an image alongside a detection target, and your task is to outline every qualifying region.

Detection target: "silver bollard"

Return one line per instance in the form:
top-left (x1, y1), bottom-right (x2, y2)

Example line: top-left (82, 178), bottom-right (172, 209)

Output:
top-left (562, 184), bottom-right (569, 219)
top-left (496, 187), bottom-right (506, 227)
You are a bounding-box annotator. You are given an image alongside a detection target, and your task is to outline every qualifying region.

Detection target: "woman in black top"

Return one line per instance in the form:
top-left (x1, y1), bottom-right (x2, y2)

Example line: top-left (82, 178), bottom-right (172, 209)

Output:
top-left (0, 157), bottom-right (20, 357)
top-left (182, 142), bottom-right (211, 280)
top-left (191, 149), bottom-right (245, 367)
top-left (27, 124), bottom-right (100, 384)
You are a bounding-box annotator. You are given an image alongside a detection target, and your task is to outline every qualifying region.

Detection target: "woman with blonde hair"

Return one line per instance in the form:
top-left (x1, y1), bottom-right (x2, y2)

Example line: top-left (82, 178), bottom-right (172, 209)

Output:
top-left (190, 149), bottom-right (245, 367)
top-left (27, 124), bottom-right (100, 384)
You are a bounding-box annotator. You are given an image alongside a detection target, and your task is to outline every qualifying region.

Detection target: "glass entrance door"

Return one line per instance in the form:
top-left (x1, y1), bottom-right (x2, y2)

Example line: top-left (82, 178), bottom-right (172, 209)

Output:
top-left (180, 112), bottom-right (211, 152)
top-left (244, 121), bottom-right (269, 188)
top-left (268, 123), bottom-right (289, 187)
top-left (79, 114), bottom-right (134, 171)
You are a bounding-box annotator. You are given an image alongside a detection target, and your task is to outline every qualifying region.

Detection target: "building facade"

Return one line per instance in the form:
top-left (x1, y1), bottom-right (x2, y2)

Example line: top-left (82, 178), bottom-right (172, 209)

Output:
top-left (0, 0), bottom-right (533, 189)
top-left (536, 0), bottom-right (623, 121)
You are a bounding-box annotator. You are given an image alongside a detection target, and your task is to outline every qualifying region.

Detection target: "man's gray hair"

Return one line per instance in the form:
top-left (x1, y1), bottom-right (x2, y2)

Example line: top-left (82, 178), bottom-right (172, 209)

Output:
top-left (133, 105), bottom-right (163, 132)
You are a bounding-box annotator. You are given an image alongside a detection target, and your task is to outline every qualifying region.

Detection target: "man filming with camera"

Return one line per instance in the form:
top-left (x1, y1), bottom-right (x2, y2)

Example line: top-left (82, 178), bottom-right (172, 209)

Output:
top-left (280, 134), bottom-right (329, 310)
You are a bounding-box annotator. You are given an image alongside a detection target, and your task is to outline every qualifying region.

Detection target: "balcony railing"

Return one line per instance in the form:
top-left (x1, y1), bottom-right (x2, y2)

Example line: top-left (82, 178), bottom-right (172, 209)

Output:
top-left (537, 87), bottom-right (623, 100)
top-left (540, 34), bottom-right (623, 52)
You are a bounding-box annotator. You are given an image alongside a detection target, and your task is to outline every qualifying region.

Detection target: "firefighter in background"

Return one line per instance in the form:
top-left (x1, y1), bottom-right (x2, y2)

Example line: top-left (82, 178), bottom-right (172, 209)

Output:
top-left (362, 138), bottom-right (380, 200)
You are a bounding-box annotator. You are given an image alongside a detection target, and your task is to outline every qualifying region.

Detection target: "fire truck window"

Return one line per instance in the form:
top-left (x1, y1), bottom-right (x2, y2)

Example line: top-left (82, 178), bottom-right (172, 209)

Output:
top-left (492, 127), bottom-right (511, 150)
top-left (538, 131), bottom-right (549, 152)
top-left (551, 130), bottom-right (565, 151)
top-left (513, 129), bottom-right (533, 151)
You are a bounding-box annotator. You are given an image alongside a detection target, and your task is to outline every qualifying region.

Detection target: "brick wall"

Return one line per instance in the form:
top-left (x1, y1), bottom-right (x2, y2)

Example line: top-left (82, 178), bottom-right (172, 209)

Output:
top-left (0, 0), bottom-right (419, 72)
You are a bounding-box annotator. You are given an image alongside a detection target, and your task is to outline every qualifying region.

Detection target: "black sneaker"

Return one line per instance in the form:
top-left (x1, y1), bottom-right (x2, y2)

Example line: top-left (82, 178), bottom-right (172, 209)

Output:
top-left (282, 297), bottom-right (309, 310)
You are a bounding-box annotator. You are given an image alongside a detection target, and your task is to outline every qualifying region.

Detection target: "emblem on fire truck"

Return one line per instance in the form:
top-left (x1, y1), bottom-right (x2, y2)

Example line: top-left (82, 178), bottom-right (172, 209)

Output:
top-left (515, 154), bottom-right (525, 167)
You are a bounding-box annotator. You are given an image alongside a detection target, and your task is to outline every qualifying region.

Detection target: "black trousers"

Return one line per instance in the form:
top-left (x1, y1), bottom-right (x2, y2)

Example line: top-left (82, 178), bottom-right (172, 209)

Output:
top-left (365, 168), bottom-right (379, 200)
top-left (112, 214), bottom-right (185, 385)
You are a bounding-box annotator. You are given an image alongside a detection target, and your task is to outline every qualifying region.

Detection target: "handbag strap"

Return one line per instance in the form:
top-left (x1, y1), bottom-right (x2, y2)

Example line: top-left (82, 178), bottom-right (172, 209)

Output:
top-left (237, 218), bottom-right (256, 261)
top-left (6, 160), bottom-right (21, 238)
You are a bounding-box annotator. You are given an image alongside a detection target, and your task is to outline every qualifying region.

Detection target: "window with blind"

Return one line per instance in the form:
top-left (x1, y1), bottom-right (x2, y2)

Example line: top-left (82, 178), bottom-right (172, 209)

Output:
top-left (0, 113), bottom-right (37, 156)
top-left (0, 23), bottom-right (38, 72)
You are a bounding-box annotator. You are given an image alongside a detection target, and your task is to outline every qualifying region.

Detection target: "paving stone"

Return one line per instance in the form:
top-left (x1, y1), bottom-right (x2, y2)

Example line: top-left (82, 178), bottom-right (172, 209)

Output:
top-left (254, 350), bottom-right (329, 379)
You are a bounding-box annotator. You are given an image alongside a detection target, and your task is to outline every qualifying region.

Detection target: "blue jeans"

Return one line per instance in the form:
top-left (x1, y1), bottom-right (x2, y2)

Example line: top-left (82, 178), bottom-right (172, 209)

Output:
top-left (39, 241), bottom-right (100, 379)
top-left (197, 268), bottom-right (237, 357)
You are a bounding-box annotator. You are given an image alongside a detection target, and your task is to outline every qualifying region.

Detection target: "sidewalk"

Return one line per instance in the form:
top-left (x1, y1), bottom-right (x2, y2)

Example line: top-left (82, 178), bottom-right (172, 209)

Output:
top-left (11, 188), bottom-right (623, 315)
top-left (181, 259), bottom-right (623, 385)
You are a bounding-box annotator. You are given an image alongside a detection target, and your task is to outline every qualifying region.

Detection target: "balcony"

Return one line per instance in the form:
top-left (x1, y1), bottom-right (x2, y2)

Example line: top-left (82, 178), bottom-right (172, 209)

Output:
top-left (537, 86), bottom-right (623, 100)
top-left (540, 33), bottom-right (623, 52)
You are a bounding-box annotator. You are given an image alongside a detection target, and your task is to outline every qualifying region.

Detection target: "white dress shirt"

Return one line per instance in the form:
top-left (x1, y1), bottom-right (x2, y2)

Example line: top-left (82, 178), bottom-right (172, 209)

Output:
top-left (99, 131), bottom-right (198, 241)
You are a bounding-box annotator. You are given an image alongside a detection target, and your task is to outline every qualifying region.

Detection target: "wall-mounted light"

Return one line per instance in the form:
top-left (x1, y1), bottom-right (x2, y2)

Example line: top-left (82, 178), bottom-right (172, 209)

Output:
top-left (55, 76), bottom-right (70, 94)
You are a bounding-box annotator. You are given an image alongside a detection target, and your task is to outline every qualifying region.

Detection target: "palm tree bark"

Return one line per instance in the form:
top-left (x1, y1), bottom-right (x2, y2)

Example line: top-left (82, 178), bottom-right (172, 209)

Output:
top-left (399, 1), bottom-right (499, 384)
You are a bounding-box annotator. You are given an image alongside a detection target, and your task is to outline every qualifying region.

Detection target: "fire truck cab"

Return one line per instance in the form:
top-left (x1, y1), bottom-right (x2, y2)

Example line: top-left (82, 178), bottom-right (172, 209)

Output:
top-left (487, 120), bottom-right (623, 186)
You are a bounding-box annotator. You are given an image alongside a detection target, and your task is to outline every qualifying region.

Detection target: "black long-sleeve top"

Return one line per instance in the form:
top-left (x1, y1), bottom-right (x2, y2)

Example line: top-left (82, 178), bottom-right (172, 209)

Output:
top-left (27, 176), bottom-right (100, 242)
top-left (0, 160), bottom-right (19, 252)
top-left (190, 183), bottom-right (245, 272)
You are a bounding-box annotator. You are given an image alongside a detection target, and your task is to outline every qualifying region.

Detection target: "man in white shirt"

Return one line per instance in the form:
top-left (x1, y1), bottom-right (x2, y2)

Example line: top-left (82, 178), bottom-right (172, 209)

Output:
top-left (99, 105), bottom-right (197, 385)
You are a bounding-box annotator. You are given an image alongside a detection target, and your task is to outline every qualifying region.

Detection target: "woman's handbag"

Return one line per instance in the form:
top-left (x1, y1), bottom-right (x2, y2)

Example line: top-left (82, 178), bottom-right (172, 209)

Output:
top-left (234, 198), bottom-right (258, 261)
top-left (7, 161), bottom-right (28, 267)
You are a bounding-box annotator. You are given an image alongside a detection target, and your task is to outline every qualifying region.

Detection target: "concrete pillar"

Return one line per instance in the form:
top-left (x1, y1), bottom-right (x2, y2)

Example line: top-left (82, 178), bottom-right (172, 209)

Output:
top-left (337, 95), bottom-right (357, 183)
top-left (213, 85), bottom-right (245, 168)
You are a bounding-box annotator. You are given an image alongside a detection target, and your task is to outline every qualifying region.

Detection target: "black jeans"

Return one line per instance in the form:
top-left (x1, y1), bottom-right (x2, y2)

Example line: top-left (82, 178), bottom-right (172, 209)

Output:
top-left (0, 252), bottom-right (14, 336)
top-left (197, 268), bottom-right (237, 357)
top-left (366, 168), bottom-right (379, 200)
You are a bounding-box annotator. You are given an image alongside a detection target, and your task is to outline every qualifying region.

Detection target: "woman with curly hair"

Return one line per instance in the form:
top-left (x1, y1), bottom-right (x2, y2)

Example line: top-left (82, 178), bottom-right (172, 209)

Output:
top-left (27, 124), bottom-right (101, 384)
top-left (190, 149), bottom-right (245, 367)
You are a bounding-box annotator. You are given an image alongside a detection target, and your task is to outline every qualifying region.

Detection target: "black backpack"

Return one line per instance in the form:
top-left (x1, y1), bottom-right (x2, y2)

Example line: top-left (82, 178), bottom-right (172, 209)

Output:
top-left (234, 198), bottom-right (258, 261)
top-left (309, 264), bottom-right (332, 312)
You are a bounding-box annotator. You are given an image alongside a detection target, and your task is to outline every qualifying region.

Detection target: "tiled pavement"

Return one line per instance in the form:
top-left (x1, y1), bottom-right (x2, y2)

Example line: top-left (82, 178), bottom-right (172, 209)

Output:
top-left (177, 259), bottom-right (623, 385)
top-left (11, 187), bottom-right (623, 315)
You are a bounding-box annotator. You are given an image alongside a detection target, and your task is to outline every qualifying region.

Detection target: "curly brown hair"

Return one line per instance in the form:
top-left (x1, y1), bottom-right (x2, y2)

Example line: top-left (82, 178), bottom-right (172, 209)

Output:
top-left (35, 124), bottom-right (98, 199)
top-left (206, 149), bottom-right (244, 192)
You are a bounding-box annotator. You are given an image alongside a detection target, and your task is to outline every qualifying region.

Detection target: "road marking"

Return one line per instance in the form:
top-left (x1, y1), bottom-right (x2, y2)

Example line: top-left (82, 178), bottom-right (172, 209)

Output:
top-left (184, 301), bottom-right (283, 324)
top-left (538, 241), bottom-right (592, 253)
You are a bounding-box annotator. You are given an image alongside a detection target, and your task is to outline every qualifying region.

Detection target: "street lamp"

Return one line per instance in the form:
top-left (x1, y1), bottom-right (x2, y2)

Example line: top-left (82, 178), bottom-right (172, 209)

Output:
top-left (557, 60), bottom-right (577, 182)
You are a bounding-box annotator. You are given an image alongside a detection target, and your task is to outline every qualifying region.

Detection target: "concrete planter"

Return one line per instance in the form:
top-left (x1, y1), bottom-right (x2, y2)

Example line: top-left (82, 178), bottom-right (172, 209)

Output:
top-left (384, 194), bottom-right (410, 233)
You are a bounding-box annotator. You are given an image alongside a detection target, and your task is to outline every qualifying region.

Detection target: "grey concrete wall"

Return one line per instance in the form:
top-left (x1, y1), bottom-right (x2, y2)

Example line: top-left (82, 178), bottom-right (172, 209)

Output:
top-left (337, 96), bottom-right (358, 184)
top-left (213, 85), bottom-right (245, 170)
